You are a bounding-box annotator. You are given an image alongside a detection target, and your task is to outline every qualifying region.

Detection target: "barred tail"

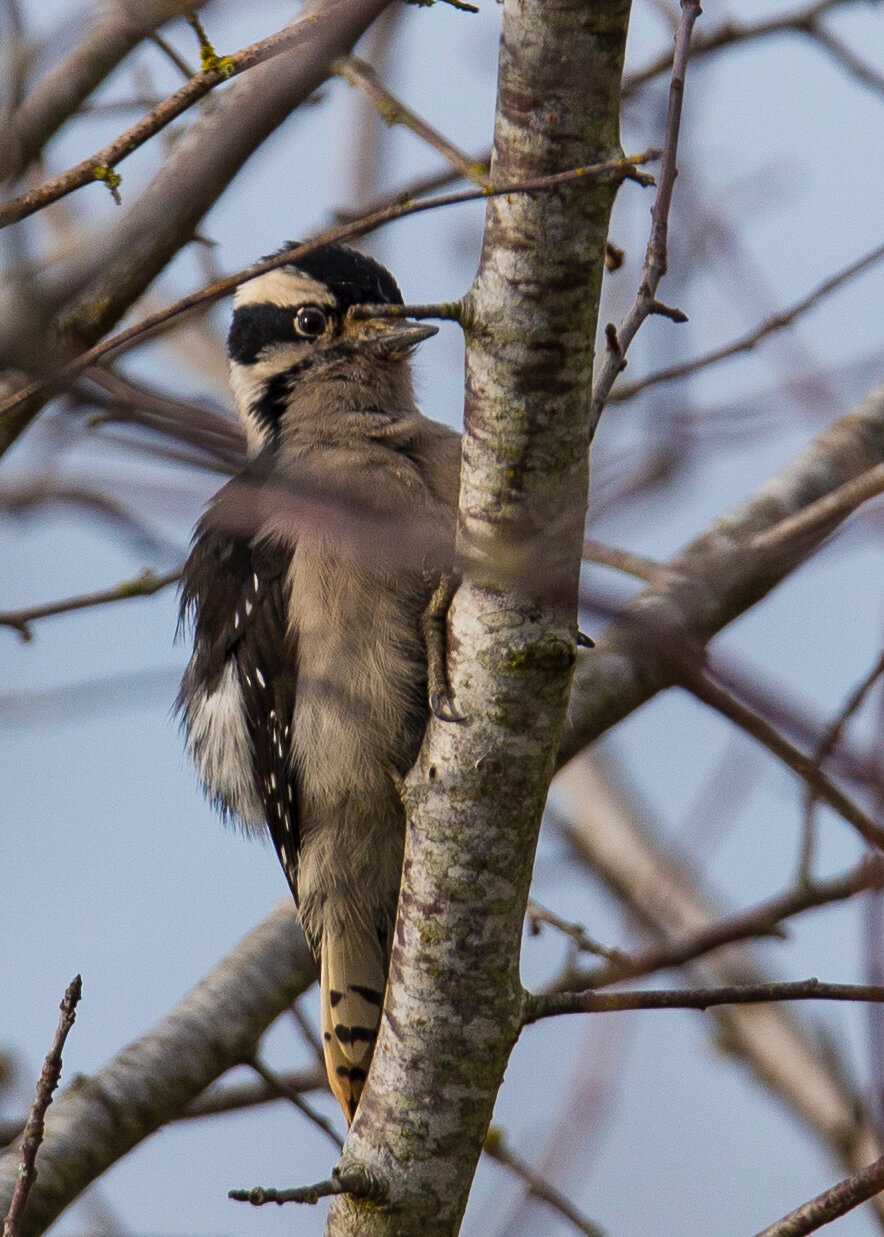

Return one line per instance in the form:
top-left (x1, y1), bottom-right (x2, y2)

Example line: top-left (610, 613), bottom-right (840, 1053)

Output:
top-left (320, 924), bottom-right (386, 1124)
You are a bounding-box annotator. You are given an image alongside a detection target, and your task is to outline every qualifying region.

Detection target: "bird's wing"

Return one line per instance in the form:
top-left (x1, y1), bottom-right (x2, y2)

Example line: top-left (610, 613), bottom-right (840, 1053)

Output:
top-left (180, 496), bottom-right (300, 901)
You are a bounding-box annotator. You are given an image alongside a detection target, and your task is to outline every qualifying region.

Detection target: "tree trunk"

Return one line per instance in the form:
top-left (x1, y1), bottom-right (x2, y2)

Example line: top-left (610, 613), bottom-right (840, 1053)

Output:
top-left (325, 2), bottom-right (632, 1233)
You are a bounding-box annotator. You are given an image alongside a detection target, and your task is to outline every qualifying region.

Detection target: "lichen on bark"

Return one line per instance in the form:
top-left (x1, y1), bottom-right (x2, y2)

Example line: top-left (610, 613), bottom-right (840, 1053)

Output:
top-left (325, 3), bottom-right (633, 1234)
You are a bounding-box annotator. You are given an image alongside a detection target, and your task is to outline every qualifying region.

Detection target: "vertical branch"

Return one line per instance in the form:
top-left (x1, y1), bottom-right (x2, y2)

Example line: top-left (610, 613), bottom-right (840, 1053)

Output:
top-left (327, 3), bottom-right (633, 1234)
top-left (2, 978), bottom-right (82, 1237)
top-left (589, 0), bottom-right (702, 436)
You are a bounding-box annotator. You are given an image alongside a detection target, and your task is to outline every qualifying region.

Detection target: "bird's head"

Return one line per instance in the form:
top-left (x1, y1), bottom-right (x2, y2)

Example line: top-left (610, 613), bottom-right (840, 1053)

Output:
top-left (227, 243), bottom-right (437, 457)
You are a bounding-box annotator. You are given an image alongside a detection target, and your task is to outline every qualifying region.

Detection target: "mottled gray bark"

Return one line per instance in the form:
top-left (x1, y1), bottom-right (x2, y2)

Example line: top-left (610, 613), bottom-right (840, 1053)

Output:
top-left (0, 905), bottom-right (313, 1237)
top-left (326, 3), bottom-right (632, 1234)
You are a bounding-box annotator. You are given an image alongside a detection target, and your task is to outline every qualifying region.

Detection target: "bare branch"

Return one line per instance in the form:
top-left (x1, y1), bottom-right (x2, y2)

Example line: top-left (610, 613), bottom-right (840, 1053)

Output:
top-left (582, 539), bottom-right (664, 584)
top-left (682, 669), bottom-right (884, 851)
top-left (247, 1058), bottom-right (342, 1150)
top-left (0, 568), bottom-right (181, 641)
top-left (526, 900), bottom-right (626, 962)
top-left (332, 56), bottom-right (490, 187)
top-left (561, 385), bottom-right (884, 766)
top-left (801, 649), bottom-right (884, 879)
top-left (328, 3), bottom-right (636, 1231)
top-left (749, 462), bottom-right (884, 557)
top-left (1, 978), bottom-right (81, 1237)
top-left (557, 856), bottom-right (884, 992)
top-left (753, 1154), bottom-right (884, 1237)
top-left (483, 1128), bottom-right (605, 1237)
top-left (0, 19), bottom-right (357, 230)
top-left (525, 979), bottom-right (884, 1025)
top-left (1, 0), bottom-right (212, 180)
top-left (0, 906), bottom-right (315, 1237)
top-left (808, 24), bottom-right (884, 97)
top-left (555, 754), bottom-right (884, 1209)
top-left (622, 0), bottom-right (863, 97)
top-left (613, 242), bottom-right (884, 401)
top-left (589, 0), bottom-right (701, 437)
top-left (230, 1163), bottom-right (387, 1207)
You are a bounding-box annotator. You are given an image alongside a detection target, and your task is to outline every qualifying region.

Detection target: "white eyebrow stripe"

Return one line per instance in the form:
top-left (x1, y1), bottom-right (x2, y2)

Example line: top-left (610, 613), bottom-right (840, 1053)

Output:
top-left (233, 269), bottom-right (334, 311)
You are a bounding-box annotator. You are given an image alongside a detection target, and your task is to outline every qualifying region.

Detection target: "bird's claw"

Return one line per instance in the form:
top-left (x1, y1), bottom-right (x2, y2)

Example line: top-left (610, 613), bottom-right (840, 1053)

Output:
top-left (430, 691), bottom-right (465, 723)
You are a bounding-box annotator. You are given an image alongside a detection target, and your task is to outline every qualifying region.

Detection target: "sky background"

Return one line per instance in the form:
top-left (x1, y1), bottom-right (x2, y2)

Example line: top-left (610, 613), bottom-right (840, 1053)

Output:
top-left (2, 1), bottom-right (884, 1234)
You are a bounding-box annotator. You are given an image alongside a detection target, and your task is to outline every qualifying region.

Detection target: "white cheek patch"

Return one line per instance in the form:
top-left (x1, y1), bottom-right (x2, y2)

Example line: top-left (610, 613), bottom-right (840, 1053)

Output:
top-left (228, 362), bottom-right (270, 454)
top-left (186, 661), bottom-right (263, 827)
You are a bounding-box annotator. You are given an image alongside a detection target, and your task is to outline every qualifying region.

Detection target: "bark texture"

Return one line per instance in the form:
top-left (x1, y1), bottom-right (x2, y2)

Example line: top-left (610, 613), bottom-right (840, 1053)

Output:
top-left (326, 3), bottom-right (632, 1234)
top-left (0, 905), bottom-right (313, 1237)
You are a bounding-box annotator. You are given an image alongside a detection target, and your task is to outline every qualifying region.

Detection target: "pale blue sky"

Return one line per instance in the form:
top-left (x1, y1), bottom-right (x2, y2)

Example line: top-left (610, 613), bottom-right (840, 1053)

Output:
top-left (2, 2), bottom-right (884, 1234)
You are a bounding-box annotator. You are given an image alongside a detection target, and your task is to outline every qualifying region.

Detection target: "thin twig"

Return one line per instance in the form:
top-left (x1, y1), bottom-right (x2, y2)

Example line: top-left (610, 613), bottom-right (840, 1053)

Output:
top-left (685, 669), bottom-right (884, 853)
top-left (753, 1153), bottom-right (884, 1237)
top-left (555, 856), bottom-right (884, 993)
top-left (148, 32), bottom-right (194, 80)
top-left (332, 155), bottom-right (481, 222)
top-left (808, 25), bottom-right (884, 98)
top-left (582, 539), bottom-right (664, 584)
top-left (588, 0), bottom-right (701, 439)
top-left (0, 19), bottom-right (324, 230)
top-left (230, 1162), bottom-right (387, 1206)
top-left (248, 1059), bottom-right (342, 1150)
top-left (289, 1001), bottom-right (326, 1066)
top-left (526, 901), bottom-right (626, 962)
top-left (0, 151), bottom-right (657, 425)
top-left (182, 1069), bottom-right (325, 1119)
top-left (524, 978), bottom-right (884, 1025)
top-left (333, 55), bottom-right (489, 186)
top-left (613, 242), bottom-right (884, 401)
top-left (349, 299), bottom-right (466, 323)
top-left (1, 1068), bottom-right (327, 1147)
top-left (799, 648), bottom-right (884, 882)
top-left (2, 976), bottom-right (82, 1237)
top-left (0, 568), bottom-right (181, 641)
top-left (484, 1128), bottom-right (605, 1237)
top-left (622, 0), bottom-right (860, 96)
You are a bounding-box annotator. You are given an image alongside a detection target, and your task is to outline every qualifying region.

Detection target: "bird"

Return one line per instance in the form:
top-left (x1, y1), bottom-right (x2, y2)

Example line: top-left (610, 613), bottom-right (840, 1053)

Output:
top-left (177, 242), bottom-right (461, 1123)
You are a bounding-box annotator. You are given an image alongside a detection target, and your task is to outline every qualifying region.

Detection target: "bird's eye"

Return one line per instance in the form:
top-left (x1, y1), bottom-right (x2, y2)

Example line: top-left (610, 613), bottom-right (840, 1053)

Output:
top-left (294, 305), bottom-right (328, 338)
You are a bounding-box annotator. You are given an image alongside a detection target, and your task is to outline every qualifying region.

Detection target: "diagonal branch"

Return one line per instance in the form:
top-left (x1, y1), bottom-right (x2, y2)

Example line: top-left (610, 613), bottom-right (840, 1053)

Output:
top-left (0, 151), bottom-right (656, 452)
top-left (555, 855), bottom-right (884, 993)
top-left (753, 1153), bottom-right (884, 1237)
top-left (1, 978), bottom-right (81, 1237)
top-left (1, 0), bottom-right (212, 180)
top-left (683, 669), bottom-right (884, 851)
top-left (0, 568), bottom-right (181, 641)
top-left (0, 905), bottom-right (315, 1237)
top-left (613, 241), bottom-right (884, 401)
top-left (0, 20), bottom-right (360, 230)
top-left (561, 384), bottom-right (884, 767)
top-left (332, 56), bottom-right (490, 187)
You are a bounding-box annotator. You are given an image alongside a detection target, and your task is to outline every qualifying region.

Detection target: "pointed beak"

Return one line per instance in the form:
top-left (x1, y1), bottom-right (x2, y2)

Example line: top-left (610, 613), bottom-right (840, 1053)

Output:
top-left (346, 315), bottom-right (439, 359)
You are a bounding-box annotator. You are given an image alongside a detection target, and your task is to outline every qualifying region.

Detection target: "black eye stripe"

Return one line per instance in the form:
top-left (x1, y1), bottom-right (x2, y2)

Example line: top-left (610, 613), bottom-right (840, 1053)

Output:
top-left (228, 302), bottom-right (335, 365)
